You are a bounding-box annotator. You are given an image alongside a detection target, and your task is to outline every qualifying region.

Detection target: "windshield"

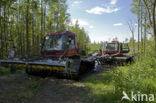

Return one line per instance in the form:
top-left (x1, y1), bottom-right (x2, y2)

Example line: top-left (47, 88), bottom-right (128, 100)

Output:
top-left (103, 43), bottom-right (118, 51)
top-left (42, 34), bottom-right (66, 51)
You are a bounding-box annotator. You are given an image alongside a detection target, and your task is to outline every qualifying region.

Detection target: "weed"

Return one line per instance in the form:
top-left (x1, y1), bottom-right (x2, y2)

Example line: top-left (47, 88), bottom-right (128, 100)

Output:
top-left (83, 71), bottom-right (120, 103)
top-left (0, 67), bottom-right (10, 75)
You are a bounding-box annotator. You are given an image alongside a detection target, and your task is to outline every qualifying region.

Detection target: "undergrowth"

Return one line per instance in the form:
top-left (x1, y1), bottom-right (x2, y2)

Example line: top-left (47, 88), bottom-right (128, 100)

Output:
top-left (113, 45), bottom-right (156, 102)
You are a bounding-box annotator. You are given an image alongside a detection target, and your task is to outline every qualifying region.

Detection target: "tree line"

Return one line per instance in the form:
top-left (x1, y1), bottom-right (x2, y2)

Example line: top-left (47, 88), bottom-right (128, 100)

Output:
top-left (0, 0), bottom-right (91, 59)
top-left (129, 0), bottom-right (156, 55)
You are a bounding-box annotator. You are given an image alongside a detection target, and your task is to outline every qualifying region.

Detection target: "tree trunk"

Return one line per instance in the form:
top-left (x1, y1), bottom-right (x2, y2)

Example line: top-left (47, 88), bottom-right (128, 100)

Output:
top-left (152, 0), bottom-right (156, 53)
top-left (26, 0), bottom-right (30, 56)
top-left (132, 31), bottom-right (135, 54)
top-left (137, 0), bottom-right (141, 54)
top-left (3, 6), bottom-right (6, 58)
top-left (140, 1), bottom-right (143, 54)
top-left (41, 0), bottom-right (43, 40)
top-left (143, 0), bottom-right (156, 53)
top-left (153, 28), bottom-right (156, 52)
top-left (144, 15), bottom-right (147, 54)
top-left (0, 5), bottom-right (2, 58)
top-left (32, 9), bottom-right (35, 55)
top-left (43, 6), bottom-right (46, 34)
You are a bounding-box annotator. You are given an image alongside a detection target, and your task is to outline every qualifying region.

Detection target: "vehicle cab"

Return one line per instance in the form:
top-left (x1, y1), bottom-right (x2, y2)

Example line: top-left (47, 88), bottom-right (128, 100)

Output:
top-left (41, 31), bottom-right (78, 58)
top-left (102, 41), bottom-right (129, 56)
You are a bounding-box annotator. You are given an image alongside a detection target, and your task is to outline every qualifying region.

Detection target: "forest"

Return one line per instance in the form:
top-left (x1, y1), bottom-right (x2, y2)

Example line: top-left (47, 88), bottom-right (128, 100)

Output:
top-left (0, 0), bottom-right (156, 103)
top-left (0, 0), bottom-right (90, 59)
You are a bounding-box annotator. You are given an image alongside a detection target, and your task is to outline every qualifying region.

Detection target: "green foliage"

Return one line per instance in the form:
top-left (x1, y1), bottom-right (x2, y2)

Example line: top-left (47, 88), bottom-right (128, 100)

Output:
top-left (70, 21), bottom-right (91, 55)
top-left (88, 42), bottom-right (103, 54)
top-left (0, 0), bottom-right (71, 58)
top-left (113, 45), bottom-right (156, 102)
top-left (83, 71), bottom-right (120, 103)
top-left (0, 67), bottom-right (10, 75)
top-left (0, 0), bottom-right (92, 58)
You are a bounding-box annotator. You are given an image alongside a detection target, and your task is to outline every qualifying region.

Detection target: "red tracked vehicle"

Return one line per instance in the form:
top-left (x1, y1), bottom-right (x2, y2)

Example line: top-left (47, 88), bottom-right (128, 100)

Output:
top-left (96, 41), bottom-right (133, 65)
top-left (0, 31), bottom-right (95, 79)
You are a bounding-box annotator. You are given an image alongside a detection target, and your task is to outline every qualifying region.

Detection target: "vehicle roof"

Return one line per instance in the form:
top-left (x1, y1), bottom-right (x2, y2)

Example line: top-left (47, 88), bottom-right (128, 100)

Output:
top-left (46, 31), bottom-right (76, 36)
top-left (105, 41), bottom-right (120, 44)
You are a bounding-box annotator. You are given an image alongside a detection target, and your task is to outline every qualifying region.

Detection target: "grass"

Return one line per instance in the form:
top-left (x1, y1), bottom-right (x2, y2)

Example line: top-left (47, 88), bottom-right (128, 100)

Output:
top-left (113, 44), bottom-right (156, 103)
top-left (5, 78), bottom-right (42, 102)
top-left (0, 66), bottom-right (42, 102)
top-left (18, 80), bottom-right (41, 99)
top-left (83, 71), bottom-right (120, 103)
top-left (88, 44), bottom-right (101, 54)
top-left (0, 67), bottom-right (10, 75)
top-left (83, 48), bottom-right (156, 103)
top-left (0, 66), bottom-right (23, 76)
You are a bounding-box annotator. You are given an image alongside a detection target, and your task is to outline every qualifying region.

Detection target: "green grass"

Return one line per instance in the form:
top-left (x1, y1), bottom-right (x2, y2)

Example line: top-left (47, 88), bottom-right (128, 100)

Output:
top-left (83, 43), bottom-right (156, 103)
top-left (0, 66), bottom-right (24, 76)
top-left (113, 44), bottom-right (156, 103)
top-left (0, 67), bottom-right (10, 75)
top-left (6, 78), bottom-right (42, 102)
top-left (88, 44), bottom-right (101, 54)
top-left (83, 71), bottom-right (120, 103)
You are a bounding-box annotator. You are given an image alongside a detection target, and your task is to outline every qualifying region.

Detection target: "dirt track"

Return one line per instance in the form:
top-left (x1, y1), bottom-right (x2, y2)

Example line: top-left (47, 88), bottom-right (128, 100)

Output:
top-left (0, 66), bottom-right (113, 103)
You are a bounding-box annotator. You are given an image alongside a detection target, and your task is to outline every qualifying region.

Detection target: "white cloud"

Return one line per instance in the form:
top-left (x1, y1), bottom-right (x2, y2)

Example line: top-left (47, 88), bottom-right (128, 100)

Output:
top-left (89, 25), bottom-right (94, 29)
top-left (73, 1), bottom-right (82, 4)
top-left (134, 23), bottom-right (138, 26)
top-left (86, 6), bottom-right (119, 15)
top-left (72, 1), bottom-right (82, 6)
top-left (71, 19), bottom-right (94, 29)
top-left (72, 19), bottom-right (89, 26)
top-left (113, 23), bottom-right (123, 26)
top-left (110, 0), bottom-right (117, 5)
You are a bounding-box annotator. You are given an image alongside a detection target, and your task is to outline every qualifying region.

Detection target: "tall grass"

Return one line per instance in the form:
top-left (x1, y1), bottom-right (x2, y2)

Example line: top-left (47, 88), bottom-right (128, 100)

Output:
top-left (84, 71), bottom-right (121, 103)
top-left (113, 43), bottom-right (156, 102)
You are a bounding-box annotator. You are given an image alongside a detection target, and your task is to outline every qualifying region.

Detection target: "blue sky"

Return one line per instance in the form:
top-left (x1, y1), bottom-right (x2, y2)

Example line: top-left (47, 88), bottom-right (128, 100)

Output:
top-left (67, 0), bottom-right (137, 43)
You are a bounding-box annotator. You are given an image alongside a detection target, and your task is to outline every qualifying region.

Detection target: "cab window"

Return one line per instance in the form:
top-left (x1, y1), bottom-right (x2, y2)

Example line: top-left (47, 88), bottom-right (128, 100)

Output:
top-left (68, 35), bottom-right (75, 50)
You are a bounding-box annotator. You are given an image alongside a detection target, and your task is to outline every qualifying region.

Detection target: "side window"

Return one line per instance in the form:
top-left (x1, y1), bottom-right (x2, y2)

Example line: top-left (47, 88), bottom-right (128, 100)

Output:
top-left (102, 44), bottom-right (107, 51)
top-left (68, 35), bottom-right (75, 50)
top-left (122, 43), bottom-right (129, 53)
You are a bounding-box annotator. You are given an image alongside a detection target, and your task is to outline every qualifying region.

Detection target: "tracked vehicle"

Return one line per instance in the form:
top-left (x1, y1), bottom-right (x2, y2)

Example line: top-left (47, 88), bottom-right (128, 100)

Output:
top-left (0, 31), bottom-right (95, 79)
top-left (96, 41), bottom-right (134, 65)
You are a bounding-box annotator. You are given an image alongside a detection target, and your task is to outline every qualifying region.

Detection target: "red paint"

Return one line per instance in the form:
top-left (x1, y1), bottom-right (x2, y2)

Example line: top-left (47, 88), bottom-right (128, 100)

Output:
top-left (102, 41), bottom-right (120, 56)
top-left (41, 31), bottom-right (78, 58)
top-left (41, 49), bottom-right (77, 58)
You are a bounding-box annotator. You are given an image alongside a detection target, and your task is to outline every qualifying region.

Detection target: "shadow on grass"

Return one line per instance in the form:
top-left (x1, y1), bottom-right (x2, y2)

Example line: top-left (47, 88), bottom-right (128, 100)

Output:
top-left (88, 91), bottom-right (121, 103)
top-left (83, 71), bottom-right (113, 84)
top-left (0, 66), bottom-right (24, 76)
top-left (83, 70), bottom-right (121, 103)
top-left (0, 67), bottom-right (10, 75)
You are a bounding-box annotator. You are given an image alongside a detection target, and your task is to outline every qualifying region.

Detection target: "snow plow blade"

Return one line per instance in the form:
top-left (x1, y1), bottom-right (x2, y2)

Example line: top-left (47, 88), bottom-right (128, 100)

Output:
top-left (0, 58), bottom-right (95, 80)
top-left (25, 58), bottom-right (95, 79)
top-left (0, 58), bottom-right (27, 69)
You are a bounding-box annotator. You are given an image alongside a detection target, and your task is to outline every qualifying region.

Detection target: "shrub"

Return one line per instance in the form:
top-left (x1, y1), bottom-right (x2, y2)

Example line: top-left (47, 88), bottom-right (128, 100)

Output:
top-left (113, 48), bottom-right (156, 102)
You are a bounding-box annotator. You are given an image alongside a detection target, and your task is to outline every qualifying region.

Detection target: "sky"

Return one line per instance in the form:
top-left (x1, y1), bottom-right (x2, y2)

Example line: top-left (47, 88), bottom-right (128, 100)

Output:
top-left (66, 0), bottom-right (138, 43)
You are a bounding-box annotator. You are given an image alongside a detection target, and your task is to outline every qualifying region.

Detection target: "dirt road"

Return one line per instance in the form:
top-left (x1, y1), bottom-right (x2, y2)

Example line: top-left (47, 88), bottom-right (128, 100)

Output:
top-left (0, 66), bottom-right (113, 103)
